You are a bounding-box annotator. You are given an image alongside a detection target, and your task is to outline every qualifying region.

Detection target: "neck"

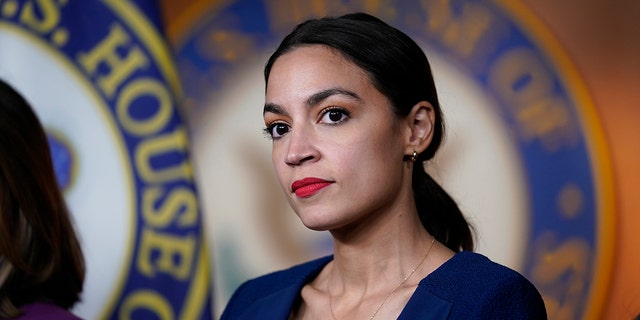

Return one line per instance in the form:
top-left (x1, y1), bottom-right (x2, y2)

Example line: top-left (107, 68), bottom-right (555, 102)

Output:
top-left (328, 206), bottom-right (433, 291)
top-left (324, 221), bottom-right (438, 320)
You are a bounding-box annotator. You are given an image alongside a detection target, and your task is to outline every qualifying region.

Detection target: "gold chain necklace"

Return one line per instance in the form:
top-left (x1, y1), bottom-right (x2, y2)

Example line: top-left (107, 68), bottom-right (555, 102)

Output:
top-left (328, 237), bottom-right (436, 320)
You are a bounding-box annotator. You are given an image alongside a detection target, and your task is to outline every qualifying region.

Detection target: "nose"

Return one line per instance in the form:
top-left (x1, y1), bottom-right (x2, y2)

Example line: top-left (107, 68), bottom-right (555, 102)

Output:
top-left (284, 128), bottom-right (318, 166)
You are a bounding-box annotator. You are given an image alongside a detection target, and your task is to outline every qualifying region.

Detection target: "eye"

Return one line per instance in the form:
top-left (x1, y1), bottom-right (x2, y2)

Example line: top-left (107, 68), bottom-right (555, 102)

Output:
top-left (264, 122), bottom-right (290, 139)
top-left (320, 107), bottom-right (350, 124)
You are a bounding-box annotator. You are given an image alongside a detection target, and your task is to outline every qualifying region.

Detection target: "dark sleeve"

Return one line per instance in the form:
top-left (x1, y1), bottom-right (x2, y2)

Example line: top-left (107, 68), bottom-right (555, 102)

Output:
top-left (473, 272), bottom-right (547, 320)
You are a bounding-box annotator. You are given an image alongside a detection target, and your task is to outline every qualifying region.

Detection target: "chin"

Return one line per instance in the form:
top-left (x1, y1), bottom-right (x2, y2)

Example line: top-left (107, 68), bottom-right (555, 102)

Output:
top-left (300, 220), bottom-right (332, 231)
top-left (297, 214), bottom-right (336, 232)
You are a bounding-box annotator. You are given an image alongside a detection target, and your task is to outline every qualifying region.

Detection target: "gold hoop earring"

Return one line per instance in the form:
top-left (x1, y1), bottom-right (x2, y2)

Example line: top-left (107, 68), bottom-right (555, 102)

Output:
top-left (411, 150), bottom-right (417, 162)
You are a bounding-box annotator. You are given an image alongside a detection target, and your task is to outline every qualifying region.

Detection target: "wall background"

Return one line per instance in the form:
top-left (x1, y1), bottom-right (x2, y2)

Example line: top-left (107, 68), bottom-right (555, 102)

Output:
top-left (159, 1), bottom-right (640, 319)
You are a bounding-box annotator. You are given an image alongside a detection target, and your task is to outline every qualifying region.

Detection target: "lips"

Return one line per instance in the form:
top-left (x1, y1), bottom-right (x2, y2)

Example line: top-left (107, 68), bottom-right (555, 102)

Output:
top-left (291, 177), bottom-right (332, 198)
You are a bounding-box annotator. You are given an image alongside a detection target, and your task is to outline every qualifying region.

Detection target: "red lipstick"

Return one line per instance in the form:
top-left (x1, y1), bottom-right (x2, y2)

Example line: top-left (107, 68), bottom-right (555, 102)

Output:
top-left (291, 177), bottom-right (332, 198)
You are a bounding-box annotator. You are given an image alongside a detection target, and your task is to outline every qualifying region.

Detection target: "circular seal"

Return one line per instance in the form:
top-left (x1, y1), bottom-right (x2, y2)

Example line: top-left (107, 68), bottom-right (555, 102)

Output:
top-left (171, 1), bottom-right (613, 319)
top-left (0, 1), bottom-right (211, 319)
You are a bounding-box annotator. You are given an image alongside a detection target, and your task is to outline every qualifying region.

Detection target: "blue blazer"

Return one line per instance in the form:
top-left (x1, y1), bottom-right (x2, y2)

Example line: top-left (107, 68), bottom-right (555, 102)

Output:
top-left (221, 251), bottom-right (547, 319)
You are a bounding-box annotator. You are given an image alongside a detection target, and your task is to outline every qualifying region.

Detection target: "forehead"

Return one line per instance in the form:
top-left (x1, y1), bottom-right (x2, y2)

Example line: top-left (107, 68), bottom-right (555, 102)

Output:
top-left (266, 45), bottom-right (374, 98)
top-left (273, 45), bottom-right (362, 73)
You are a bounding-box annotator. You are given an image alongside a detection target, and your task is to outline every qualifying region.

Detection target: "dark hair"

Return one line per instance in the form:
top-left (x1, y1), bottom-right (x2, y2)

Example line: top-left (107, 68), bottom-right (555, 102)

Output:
top-left (0, 79), bottom-right (85, 317)
top-left (264, 12), bottom-right (474, 251)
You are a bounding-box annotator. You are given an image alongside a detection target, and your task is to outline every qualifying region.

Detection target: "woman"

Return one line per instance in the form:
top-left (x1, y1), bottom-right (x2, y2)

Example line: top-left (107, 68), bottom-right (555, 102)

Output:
top-left (221, 13), bottom-right (546, 319)
top-left (0, 79), bottom-right (85, 319)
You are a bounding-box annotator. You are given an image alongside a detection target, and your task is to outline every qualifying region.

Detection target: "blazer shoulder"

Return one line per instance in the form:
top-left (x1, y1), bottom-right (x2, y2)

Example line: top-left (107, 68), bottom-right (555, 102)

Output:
top-left (424, 251), bottom-right (547, 318)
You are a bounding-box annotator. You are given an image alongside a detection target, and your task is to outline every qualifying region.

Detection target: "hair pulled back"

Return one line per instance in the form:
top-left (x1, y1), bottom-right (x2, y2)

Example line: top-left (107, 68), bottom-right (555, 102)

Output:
top-left (264, 12), bottom-right (474, 251)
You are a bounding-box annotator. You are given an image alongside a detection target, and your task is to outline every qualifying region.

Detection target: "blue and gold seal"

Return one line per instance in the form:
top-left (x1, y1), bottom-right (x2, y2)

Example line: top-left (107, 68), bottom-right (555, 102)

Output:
top-left (0, 0), bottom-right (212, 319)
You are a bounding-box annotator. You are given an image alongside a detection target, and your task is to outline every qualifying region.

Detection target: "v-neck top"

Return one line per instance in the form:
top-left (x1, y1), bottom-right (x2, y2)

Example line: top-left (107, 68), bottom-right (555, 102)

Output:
top-left (221, 251), bottom-right (547, 319)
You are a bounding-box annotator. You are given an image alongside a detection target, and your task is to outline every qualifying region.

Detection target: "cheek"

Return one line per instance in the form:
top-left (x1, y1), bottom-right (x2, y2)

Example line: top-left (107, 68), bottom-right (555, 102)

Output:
top-left (332, 131), bottom-right (401, 173)
top-left (327, 145), bottom-right (359, 170)
top-left (359, 125), bottom-right (402, 155)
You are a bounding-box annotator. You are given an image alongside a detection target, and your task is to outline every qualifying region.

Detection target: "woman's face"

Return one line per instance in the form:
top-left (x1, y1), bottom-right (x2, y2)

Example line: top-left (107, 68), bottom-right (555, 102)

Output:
top-left (264, 45), bottom-right (411, 231)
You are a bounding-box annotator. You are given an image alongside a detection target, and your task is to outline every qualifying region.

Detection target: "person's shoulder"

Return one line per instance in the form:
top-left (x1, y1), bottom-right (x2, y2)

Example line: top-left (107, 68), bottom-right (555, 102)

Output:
top-left (429, 251), bottom-right (528, 285)
top-left (221, 255), bottom-right (333, 319)
top-left (424, 251), bottom-right (547, 319)
top-left (14, 302), bottom-right (83, 320)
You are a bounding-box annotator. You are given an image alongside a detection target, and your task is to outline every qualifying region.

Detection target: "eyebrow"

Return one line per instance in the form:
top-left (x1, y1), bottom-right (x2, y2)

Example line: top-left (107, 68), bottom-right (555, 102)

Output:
top-left (263, 87), bottom-right (362, 115)
top-left (263, 103), bottom-right (285, 115)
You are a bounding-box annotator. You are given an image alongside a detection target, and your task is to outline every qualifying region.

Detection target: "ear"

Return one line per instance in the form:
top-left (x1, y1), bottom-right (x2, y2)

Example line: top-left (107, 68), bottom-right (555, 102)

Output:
top-left (404, 101), bottom-right (435, 155)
